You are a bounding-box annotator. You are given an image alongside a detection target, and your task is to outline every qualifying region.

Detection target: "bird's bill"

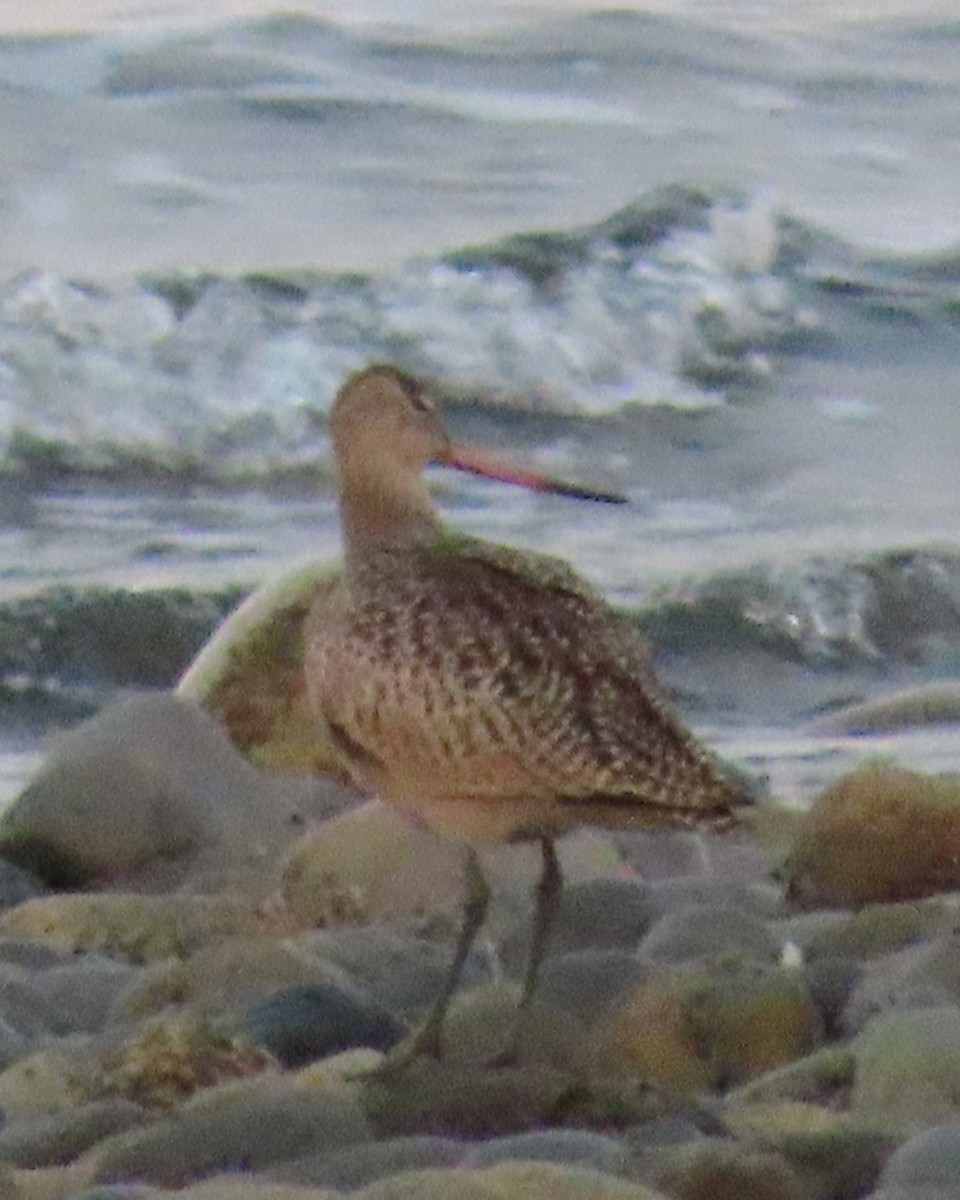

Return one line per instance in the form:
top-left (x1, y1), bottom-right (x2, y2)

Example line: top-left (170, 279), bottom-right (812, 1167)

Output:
top-left (442, 443), bottom-right (627, 504)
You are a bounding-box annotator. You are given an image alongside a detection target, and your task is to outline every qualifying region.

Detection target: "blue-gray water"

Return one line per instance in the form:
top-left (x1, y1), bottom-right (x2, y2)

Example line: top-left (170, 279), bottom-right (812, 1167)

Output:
top-left (1, 3), bottom-right (960, 805)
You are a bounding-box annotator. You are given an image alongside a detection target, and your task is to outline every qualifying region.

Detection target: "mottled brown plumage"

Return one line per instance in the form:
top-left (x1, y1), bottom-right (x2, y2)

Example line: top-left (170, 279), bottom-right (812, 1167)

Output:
top-left (305, 364), bottom-right (751, 1063)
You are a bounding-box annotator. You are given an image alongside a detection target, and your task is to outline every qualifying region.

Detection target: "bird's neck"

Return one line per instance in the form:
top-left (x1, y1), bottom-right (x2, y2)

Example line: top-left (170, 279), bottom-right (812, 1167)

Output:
top-left (337, 464), bottom-right (442, 570)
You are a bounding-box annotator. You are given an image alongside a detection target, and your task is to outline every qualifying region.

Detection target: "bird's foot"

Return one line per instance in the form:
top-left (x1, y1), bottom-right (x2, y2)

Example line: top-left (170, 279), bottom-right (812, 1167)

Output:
top-left (368, 1019), bottom-right (444, 1080)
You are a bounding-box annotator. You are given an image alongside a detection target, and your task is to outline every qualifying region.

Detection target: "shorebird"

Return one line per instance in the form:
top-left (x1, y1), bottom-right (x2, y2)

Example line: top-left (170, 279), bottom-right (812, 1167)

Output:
top-left (305, 364), bottom-right (751, 1062)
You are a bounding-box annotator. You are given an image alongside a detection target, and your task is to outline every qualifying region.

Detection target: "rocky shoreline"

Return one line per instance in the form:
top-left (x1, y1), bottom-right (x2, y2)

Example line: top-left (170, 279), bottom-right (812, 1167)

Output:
top-left (0, 694), bottom-right (954, 1197)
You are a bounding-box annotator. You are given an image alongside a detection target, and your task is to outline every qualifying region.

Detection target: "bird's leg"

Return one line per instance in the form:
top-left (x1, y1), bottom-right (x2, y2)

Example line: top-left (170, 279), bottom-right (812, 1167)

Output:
top-left (491, 836), bottom-right (562, 1067)
top-left (378, 845), bottom-right (490, 1072)
top-left (521, 835), bottom-right (562, 1011)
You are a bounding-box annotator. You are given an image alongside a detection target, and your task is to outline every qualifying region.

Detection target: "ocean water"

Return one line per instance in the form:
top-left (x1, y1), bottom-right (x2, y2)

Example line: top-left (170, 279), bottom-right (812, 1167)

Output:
top-left (1, 0), bottom-right (960, 805)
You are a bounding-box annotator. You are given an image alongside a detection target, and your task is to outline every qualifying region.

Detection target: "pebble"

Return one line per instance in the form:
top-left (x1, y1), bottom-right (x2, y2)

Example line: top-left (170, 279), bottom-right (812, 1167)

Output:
top-left (852, 1005), bottom-right (960, 1127)
top-left (91, 1079), bottom-right (372, 1186)
top-left (0, 694), bottom-right (348, 890)
top-left (879, 1124), bottom-right (960, 1188)
top-left (637, 902), bottom-right (783, 965)
top-left (244, 983), bottom-right (403, 1066)
top-left (0, 727), bottom-right (959, 1198)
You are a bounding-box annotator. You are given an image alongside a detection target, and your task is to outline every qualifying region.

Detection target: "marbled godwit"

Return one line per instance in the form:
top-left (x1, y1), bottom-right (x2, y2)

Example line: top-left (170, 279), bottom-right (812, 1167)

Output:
top-left (305, 364), bottom-right (751, 1061)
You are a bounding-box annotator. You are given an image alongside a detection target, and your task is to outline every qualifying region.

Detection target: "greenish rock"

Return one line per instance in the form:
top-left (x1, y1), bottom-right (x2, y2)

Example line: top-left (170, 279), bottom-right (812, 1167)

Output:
top-left (361, 1059), bottom-right (577, 1140)
top-left (852, 1006), bottom-right (960, 1127)
top-left (648, 1137), bottom-right (808, 1200)
top-left (357, 1161), bottom-right (667, 1199)
top-left (268, 1134), bottom-right (462, 1190)
top-left (92, 1080), bottom-right (372, 1185)
top-left (588, 960), bottom-right (820, 1090)
top-left (784, 762), bottom-right (960, 909)
top-left (121, 936), bottom-right (352, 1021)
top-left (724, 1044), bottom-right (855, 1110)
top-left (0, 892), bottom-right (262, 964)
top-left (460, 1129), bottom-right (629, 1174)
top-left (789, 897), bottom-right (957, 963)
top-left (739, 1122), bottom-right (897, 1199)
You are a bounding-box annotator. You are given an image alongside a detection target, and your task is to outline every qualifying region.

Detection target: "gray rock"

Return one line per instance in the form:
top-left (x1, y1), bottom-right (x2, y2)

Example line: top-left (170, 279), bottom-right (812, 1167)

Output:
top-left (844, 933), bottom-right (960, 1035)
top-left (852, 1005), bottom-right (960, 1127)
top-left (500, 879), bottom-right (655, 976)
top-left (0, 1098), bottom-right (143, 1167)
top-left (612, 829), bottom-right (712, 879)
top-left (0, 694), bottom-right (348, 888)
top-left (535, 950), bottom-right (649, 1022)
top-left (0, 956), bottom-right (130, 1068)
top-left (879, 1125), bottom-right (960, 1188)
top-left (0, 858), bottom-right (46, 912)
top-left (270, 1135), bottom-right (463, 1189)
top-left (638, 903), bottom-right (782, 965)
top-left (244, 983), bottom-right (403, 1066)
top-left (461, 1129), bottom-right (629, 1174)
top-left (804, 954), bottom-right (862, 1038)
top-left (293, 924), bottom-right (491, 1019)
top-left (93, 1080), bottom-right (372, 1186)
top-left (869, 1189), bottom-right (960, 1200)
top-left (645, 874), bottom-right (785, 922)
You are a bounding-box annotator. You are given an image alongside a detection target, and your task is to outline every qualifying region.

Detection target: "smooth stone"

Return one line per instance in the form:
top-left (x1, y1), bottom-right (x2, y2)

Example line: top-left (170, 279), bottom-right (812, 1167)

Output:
top-left (499, 880), bottom-right (654, 977)
top-left (0, 893), bottom-right (263, 964)
top-left (610, 829), bottom-right (713, 880)
top-left (362, 1059), bottom-right (576, 1140)
top-left (880, 1125), bottom-right (960, 1187)
top-left (0, 1037), bottom-right (95, 1117)
top-left (868, 1188), bottom-right (960, 1200)
top-left (138, 1182), bottom-right (341, 1199)
top-left (267, 1135), bottom-right (463, 1189)
top-left (768, 1125), bottom-right (897, 1200)
top-left (244, 983), bottom-right (403, 1066)
top-left (535, 950), bottom-right (650, 1023)
top-left (281, 801), bottom-right (622, 933)
top-left (291, 923), bottom-right (492, 1020)
top-left (92, 1080), bottom-right (372, 1186)
top-left (120, 937), bottom-right (355, 1021)
top-left (0, 1017), bottom-right (27, 1074)
top-left (843, 932), bottom-right (960, 1035)
top-left (587, 960), bottom-right (820, 1090)
top-left (784, 897), bottom-right (957, 964)
top-left (647, 1137), bottom-right (808, 1200)
top-left (15, 955), bottom-right (143, 1035)
top-left (460, 1129), bottom-right (629, 1174)
top-left (852, 1006), bottom-right (960, 1127)
top-left (424, 983), bottom-right (585, 1072)
top-left (803, 954), bottom-right (862, 1038)
top-left (0, 860), bottom-right (46, 913)
top-left (643, 875), bottom-right (785, 924)
top-left (785, 762), bottom-right (960, 909)
top-left (724, 1045), bottom-right (856, 1111)
top-left (637, 903), bottom-right (782, 965)
top-left (0, 694), bottom-right (346, 890)
top-left (356, 1161), bottom-right (667, 1199)
top-left (0, 1099), bottom-right (143, 1168)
